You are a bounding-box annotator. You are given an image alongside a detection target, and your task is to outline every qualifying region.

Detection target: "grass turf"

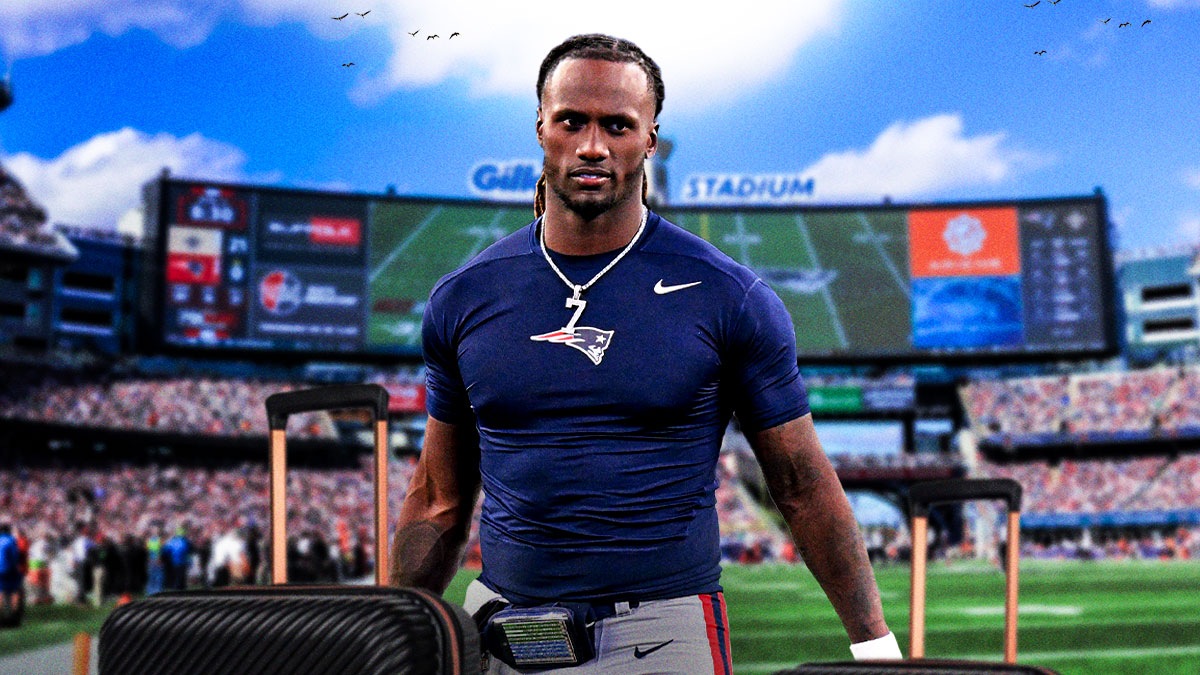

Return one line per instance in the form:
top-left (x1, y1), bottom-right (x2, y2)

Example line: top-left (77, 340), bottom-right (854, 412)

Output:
top-left (6, 560), bottom-right (1199, 674)
top-left (450, 559), bottom-right (1200, 674)
top-left (0, 602), bottom-right (110, 658)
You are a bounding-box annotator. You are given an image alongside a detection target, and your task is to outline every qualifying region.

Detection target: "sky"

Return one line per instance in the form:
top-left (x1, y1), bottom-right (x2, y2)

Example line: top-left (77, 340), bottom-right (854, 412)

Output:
top-left (1, 0), bottom-right (1198, 253)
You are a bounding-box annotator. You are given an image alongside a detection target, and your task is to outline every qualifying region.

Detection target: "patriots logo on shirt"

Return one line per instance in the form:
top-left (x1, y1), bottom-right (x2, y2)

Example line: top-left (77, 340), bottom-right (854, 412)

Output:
top-left (530, 327), bottom-right (614, 365)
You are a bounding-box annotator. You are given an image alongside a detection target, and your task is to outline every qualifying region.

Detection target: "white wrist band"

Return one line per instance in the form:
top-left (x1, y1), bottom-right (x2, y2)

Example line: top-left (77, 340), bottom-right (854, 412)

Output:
top-left (849, 631), bottom-right (902, 660)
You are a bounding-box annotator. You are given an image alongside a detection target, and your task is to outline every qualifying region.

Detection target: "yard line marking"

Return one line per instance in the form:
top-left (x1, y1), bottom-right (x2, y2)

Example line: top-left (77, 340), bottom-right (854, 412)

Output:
top-left (794, 213), bottom-right (848, 348)
top-left (736, 645), bottom-right (1200, 673)
top-left (369, 205), bottom-right (443, 284)
top-left (855, 212), bottom-right (910, 299)
top-left (729, 213), bottom-right (758, 264)
top-left (459, 210), bottom-right (508, 265)
top-left (960, 604), bottom-right (1082, 616)
top-left (736, 581), bottom-right (807, 590)
top-left (737, 614), bottom-right (1200, 642)
top-left (960, 643), bottom-right (1200, 663)
top-left (736, 583), bottom-right (900, 600)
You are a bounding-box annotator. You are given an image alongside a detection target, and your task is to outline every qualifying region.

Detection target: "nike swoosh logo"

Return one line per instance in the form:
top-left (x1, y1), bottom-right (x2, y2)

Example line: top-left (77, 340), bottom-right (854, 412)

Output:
top-left (633, 639), bottom-right (674, 659)
top-left (654, 280), bottom-right (702, 294)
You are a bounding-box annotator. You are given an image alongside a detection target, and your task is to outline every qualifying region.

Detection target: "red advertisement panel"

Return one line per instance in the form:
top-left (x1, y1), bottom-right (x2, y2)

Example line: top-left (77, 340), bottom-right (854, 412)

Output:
top-left (908, 207), bottom-right (1020, 278)
top-left (310, 216), bottom-right (362, 246)
top-left (385, 383), bottom-right (427, 413)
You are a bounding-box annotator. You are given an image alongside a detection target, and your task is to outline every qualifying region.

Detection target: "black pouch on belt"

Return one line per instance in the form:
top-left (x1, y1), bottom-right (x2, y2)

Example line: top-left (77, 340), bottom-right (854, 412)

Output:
top-left (474, 601), bottom-right (597, 671)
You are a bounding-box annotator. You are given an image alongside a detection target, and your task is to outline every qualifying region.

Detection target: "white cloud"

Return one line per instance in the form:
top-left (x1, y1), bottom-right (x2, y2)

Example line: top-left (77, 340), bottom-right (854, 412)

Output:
top-left (0, 1), bottom-right (233, 58)
top-left (3, 128), bottom-right (261, 233)
top-left (329, 0), bottom-right (844, 109)
top-left (1148, 0), bottom-right (1200, 8)
top-left (1186, 168), bottom-right (1200, 190)
top-left (0, 1), bottom-right (844, 110)
top-left (800, 114), bottom-right (1046, 201)
top-left (1176, 215), bottom-right (1200, 244)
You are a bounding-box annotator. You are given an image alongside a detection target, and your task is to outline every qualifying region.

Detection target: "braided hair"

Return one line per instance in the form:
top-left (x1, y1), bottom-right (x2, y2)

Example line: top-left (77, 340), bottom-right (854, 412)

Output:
top-left (534, 34), bottom-right (664, 219)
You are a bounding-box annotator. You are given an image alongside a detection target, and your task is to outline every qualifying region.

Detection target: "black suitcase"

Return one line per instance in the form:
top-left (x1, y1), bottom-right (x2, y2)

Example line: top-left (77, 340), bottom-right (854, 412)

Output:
top-left (98, 384), bottom-right (480, 675)
top-left (778, 478), bottom-right (1060, 675)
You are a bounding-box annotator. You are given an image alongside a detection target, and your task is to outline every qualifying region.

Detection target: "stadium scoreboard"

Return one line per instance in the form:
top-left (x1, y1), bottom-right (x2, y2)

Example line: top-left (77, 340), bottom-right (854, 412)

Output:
top-left (660, 195), bottom-right (1115, 361)
top-left (143, 177), bottom-right (1115, 362)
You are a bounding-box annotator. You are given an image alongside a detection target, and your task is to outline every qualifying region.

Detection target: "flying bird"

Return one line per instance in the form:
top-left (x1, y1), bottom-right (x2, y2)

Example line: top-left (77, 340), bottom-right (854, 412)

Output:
top-left (1024, 1), bottom-right (1039, 7)
top-left (1049, 0), bottom-right (1061, 4)
top-left (427, 34), bottom-right (439, 39)
top-left (450, 32), bottom-right (460, 39)
top-left (1035, 50), bottom-right (1047, 55)
top-left (332, 13), bottom-right (348, 20)
top-left (1119, 21), bottom-right (1130, 27)
top-left (408, 29), bottom-right (419, 36)
top-left (1102, 18), bottom-right (1111, 24)
top-left (341, 62), bottom-right (355, 67)
top-left (1142, 19), bottom-right (1151, 27)
top-left (356, 10), bottom-right (371, 17)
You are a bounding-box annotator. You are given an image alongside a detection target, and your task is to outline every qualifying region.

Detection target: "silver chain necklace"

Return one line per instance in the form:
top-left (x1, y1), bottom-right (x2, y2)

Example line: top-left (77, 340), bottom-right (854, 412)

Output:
top-left (539, 206), bottom-right (647, 332)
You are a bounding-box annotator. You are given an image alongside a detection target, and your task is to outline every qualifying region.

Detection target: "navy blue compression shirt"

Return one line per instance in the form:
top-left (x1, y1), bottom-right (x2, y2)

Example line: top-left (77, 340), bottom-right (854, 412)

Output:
top-left (422, 211), bottom-right (808, 605)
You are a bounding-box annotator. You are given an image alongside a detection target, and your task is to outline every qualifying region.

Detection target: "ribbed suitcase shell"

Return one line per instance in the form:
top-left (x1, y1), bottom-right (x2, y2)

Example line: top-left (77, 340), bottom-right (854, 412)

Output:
top-left (99, 586), bottom-right (477, 675)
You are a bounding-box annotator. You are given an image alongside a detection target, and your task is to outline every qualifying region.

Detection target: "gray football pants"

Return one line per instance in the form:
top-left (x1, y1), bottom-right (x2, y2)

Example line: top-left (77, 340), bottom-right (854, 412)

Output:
top-left (464, 579), bottom-right (733, 675)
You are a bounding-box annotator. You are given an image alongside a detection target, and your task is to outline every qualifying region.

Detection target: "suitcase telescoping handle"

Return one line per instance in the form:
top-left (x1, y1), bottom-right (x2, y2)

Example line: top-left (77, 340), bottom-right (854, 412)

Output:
top-left (265, 384), bottom-right (391, 586)
top-left (908, 478), bottom-right (1023, 664)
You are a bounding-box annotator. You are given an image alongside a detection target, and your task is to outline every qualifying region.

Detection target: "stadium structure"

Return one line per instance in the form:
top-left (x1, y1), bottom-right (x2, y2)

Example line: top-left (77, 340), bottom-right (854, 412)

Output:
top-left (1116, 243), bottom-right (1200, 366)
top-left (3, 167), bottom-right (1200, 671)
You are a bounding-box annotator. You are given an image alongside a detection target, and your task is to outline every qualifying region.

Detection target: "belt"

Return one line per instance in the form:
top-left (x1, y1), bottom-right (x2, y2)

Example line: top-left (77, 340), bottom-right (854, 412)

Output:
top-left (589, 599), bottom-right (641, 623)
top-left (473, 597), bottom-right (642, 629)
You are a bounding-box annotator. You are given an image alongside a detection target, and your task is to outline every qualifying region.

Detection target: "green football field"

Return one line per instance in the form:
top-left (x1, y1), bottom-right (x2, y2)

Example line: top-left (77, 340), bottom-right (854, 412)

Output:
top-left (445, 560), bottom-right (1200, 674)
top-left (4, 561), bottom-right (1198, 673)
top-left (363, 203), bottom-right (915, 356)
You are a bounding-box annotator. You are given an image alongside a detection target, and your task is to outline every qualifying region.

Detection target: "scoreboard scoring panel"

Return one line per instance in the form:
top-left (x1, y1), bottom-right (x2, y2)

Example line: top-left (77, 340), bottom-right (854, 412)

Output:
top-left (160, 182), bottom-right (369, 353)
top-left (149, 177), bottom-right (1114, 362)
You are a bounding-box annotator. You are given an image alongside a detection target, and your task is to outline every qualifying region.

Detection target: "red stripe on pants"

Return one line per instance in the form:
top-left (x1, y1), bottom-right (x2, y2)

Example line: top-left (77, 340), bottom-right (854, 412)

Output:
top-left (702, 592), bottom-right (732, 674)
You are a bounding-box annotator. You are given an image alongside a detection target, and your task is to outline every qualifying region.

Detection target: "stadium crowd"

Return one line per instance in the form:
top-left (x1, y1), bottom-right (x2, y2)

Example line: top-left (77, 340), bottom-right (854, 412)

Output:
top-left (961, 366), bottom-right (1200, 440)
top-left (0, 373), bottom-right (337, 439)
top-left (978, 453), bottom-right (1200, 560)
top-left (0, 434), bottom-right (797, 607)
top-left (2, 363), bottom-right (1199, 611)
top-left (0, 455), bottom-right (419, 608)
top-left (827, 451), bottom-right (962, 481)
top-left (980, 451), bottom-right (1200, 518)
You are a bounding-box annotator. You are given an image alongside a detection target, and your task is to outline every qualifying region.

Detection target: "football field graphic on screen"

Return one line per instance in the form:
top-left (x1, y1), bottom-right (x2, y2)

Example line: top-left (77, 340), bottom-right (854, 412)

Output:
top-left (366, 201), bottom-right (531, 351)
top-left (662, 208), bottom-right (913, 356)
top-left (153, 178), bottom-right (1112, 361)
top-left (660, 198), bottom-right (1110, 360)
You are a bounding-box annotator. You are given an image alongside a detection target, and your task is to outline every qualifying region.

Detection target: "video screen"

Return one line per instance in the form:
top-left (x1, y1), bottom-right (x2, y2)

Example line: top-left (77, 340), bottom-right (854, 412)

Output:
top-left (660, 196), bottom-right (1113, 360)
top-left (153, 179), bottom-right (1114, 361)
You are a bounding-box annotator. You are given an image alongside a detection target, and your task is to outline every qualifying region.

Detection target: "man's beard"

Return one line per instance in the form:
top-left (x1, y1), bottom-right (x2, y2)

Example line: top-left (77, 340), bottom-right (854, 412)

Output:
top-left (549, 171), bottom-right (641, 221)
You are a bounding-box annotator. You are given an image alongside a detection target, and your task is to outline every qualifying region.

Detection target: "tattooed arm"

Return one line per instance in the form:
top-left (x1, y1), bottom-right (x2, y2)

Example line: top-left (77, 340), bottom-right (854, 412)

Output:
top-left (747, 413), bottom-right (891, 643)
top-left (389, 415), bottom-right (481, 594)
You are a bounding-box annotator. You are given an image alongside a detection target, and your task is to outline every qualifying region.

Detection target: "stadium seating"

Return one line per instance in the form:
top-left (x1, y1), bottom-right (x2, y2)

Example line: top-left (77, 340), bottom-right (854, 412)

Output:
top-left (977, 454), bottom-right (1200, 560)
top-left (961, 365), bottom-right (1200, 443)
top-left (0, 372), bottom-right (338, 439)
